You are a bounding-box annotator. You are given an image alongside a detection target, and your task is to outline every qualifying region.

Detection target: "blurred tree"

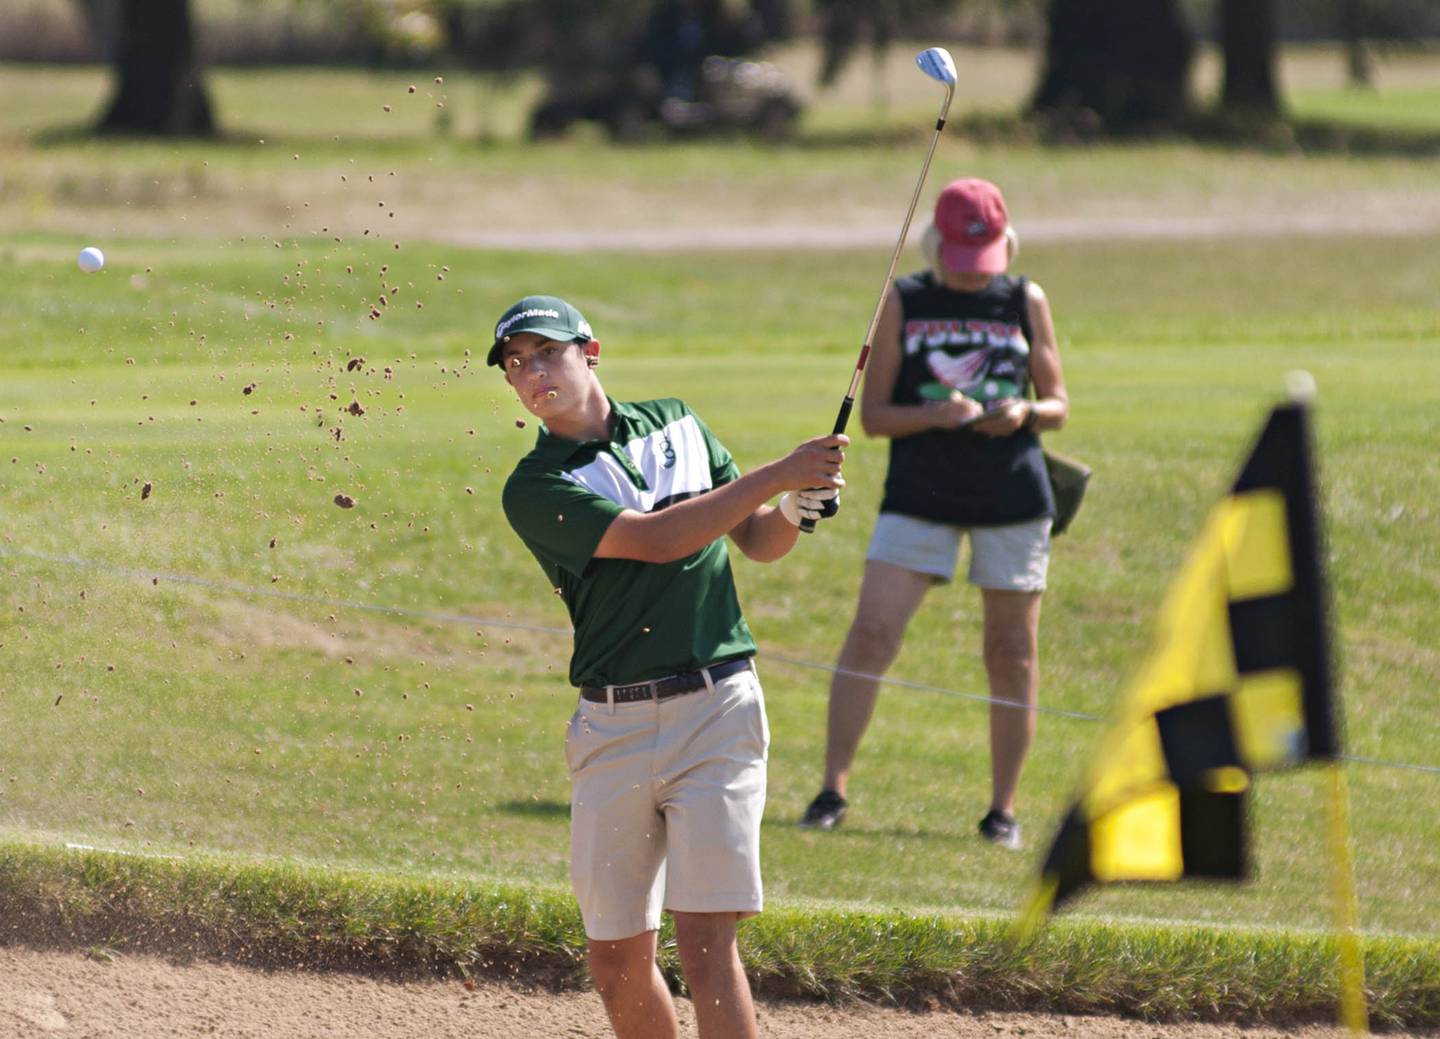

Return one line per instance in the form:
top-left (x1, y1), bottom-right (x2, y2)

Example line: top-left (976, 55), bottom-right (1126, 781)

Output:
top-left (98, 0), bottom-right (215, 135)
top-left (70, 0), bottom-right (119, 62)
top-left (810, 0), bottom-right (964, 88)
top-left (444, 0), bottom-right (780, 69)
top-left (1031, 0), bottom-right (1193, 130)
top-left (1219, 0), bottom-right (1280, 114)
top-left (1340, 0), bottom-right (1376, 87)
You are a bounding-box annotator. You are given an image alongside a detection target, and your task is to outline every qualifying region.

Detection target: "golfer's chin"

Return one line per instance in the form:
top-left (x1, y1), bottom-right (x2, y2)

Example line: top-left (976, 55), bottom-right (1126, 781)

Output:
top-left (521, 389), bottom-right (563, 418)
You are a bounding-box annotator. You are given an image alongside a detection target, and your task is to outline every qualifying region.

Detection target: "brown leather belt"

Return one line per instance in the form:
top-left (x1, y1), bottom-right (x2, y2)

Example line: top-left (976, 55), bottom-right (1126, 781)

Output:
top-left (580, 657), bottom-right (753, 705)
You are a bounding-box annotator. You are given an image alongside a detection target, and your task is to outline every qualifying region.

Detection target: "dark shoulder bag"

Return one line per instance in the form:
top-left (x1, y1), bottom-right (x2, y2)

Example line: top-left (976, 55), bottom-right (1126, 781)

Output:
top-left (1043, 450), bottom-right (1090, 535)
top-left (1013, 276), bottom-right (1090, 536)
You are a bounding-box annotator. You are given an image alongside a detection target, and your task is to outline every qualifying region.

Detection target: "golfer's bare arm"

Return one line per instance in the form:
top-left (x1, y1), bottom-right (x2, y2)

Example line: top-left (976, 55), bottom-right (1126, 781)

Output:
top-left (593, 439), bottom-right (845, 565)
top-left (1023, 282), bottom-right (1068, 432)
top-left (726, 500), bottom-right (800, 563)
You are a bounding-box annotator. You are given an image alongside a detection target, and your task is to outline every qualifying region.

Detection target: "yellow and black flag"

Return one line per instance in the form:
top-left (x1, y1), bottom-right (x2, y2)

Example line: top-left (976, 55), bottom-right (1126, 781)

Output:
top-left (1024, 399), bottom-right (1338, 918)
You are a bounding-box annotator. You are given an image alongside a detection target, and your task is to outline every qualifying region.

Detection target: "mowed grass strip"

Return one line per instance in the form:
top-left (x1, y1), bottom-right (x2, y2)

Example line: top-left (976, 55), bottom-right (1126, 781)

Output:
top-left (2, 840), bottom-right (1437, 1028)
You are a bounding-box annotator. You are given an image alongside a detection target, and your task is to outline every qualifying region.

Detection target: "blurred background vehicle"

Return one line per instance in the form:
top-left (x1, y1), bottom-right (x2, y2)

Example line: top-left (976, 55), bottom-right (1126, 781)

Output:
top-left (528, 54), bottom-right (801, 141)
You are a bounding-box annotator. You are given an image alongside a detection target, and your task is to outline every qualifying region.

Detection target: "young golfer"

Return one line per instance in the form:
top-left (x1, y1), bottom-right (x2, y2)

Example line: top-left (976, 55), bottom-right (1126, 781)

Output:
top-left (493, 294), bottom-right (845, 1039)
top-left (799, 178), bottom-right (1069, 850)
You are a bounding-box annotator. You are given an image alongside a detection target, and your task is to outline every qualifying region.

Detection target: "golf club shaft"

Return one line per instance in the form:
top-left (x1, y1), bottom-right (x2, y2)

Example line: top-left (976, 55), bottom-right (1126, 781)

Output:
top-left (800, 83), bottom-right (955, 533)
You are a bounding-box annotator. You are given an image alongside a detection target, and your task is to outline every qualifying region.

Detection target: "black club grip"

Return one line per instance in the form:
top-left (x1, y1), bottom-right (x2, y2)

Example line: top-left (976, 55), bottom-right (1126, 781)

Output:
top-left (798, 397), bottom-right (854, 533)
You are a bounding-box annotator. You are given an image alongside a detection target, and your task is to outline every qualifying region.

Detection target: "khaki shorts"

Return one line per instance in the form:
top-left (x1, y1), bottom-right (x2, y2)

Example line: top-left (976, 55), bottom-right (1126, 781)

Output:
top-left (866, 512), bottom-right (1052, 591)
top-left (564, 665), bottom-right (768, 941)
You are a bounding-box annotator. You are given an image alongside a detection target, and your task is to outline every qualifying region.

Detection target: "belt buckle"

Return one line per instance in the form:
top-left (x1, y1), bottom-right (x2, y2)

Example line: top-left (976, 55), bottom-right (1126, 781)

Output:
top-left (606, 669), bottom-right (707, 706)
top-left (619, 680), bottom-right (656, 703)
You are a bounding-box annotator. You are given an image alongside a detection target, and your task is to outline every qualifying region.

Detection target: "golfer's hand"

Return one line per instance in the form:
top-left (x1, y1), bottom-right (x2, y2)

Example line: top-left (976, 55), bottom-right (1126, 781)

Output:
top-left (776, 434), bottom-right (847, 493)
top-left (779, 487), bottom-right (841, 527)
top-left (970, 398), bottom-right (1028, 437)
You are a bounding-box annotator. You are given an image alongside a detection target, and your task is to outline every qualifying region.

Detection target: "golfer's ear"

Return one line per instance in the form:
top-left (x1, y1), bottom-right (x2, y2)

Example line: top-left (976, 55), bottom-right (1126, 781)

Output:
top-left (583, 338), bottom-right (601, 366)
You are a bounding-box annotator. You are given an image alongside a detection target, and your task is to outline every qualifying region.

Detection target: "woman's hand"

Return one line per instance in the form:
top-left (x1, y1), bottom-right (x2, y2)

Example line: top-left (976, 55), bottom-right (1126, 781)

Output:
top-left (924, 390), bottom-right (985, 430)
top-left (969, 398), bottom-right (1031, 437)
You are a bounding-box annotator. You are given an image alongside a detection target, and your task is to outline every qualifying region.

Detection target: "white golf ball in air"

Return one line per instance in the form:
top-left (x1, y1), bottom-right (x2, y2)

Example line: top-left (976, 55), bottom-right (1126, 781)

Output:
top-left (77, 246), bottom-right (105, 273)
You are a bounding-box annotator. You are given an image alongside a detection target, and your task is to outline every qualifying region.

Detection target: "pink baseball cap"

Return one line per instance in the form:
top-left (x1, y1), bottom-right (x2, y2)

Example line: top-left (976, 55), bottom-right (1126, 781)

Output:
top-left (933, 178), bottom-right (1009, 274)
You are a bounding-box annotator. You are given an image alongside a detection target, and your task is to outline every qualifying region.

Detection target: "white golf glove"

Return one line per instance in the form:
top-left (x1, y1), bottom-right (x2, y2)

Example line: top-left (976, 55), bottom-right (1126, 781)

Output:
top-left (779, 487), bottom-right (840, 527)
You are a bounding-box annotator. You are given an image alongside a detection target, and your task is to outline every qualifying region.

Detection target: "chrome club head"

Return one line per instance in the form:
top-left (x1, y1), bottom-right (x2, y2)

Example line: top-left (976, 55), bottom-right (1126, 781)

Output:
top-left (916, 47), bottom-right (957, 87)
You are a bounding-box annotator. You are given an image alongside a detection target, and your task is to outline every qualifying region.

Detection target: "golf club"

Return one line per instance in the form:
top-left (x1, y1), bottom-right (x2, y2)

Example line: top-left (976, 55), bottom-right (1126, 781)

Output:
top-left (801, 45), bottom-right (958, 533)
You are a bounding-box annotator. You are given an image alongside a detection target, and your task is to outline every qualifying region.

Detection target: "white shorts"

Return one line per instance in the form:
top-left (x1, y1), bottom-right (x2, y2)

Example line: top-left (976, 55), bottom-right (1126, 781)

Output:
top-left (866, 512), bottom-right (1051, 591)
top-left (564, 665), bottom-right (768, 941)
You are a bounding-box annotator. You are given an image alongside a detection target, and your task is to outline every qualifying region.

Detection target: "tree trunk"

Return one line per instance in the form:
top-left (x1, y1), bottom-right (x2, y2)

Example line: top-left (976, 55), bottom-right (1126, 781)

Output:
top-left (71, 0), bottom-right (121, 61)
top-left (1219, 0), bottom-right (1281, 114)
top-left (1341, 0), bottom-right (1375, 89)
top-left (99, 0), bottom-right (215, 136)
top-left (1032, 0), bottom-right (1193, 131)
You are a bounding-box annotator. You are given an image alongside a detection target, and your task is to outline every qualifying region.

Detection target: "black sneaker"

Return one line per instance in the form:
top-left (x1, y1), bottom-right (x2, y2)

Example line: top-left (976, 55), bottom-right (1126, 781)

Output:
top-left (978, 809), bottom-right (1021, 850)
top-left (799, 790), bottom-right (848, 830)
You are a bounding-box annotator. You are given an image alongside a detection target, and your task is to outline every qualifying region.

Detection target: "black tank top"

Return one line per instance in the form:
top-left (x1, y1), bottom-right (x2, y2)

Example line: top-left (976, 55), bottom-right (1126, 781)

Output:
top-left (879, 271), bottom-right (1055, 527)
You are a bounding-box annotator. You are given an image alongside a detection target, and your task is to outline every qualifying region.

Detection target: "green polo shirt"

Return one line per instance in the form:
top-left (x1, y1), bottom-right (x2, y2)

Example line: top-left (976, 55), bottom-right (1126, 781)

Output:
top-left (502, 397), bottom-right (757, 688)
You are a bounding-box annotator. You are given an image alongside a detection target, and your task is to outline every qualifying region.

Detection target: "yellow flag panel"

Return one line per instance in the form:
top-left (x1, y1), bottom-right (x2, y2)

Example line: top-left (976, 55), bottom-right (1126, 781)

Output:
top-left (1229, 669), bottom-right (1306, 771)
top-left (1090, 786), bottom-right (1184, 884)
top-left (1086, 716), bottom-right (1168, 815)
top-left (1220, 489), bottom-right (1292, 601)
top-left (1128, 529), bottom-right (1237, 718)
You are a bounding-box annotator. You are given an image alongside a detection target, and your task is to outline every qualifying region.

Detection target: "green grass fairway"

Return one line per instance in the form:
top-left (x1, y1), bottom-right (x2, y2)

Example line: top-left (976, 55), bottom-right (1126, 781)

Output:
top-left (3, 228), bottom-right (1437, 941)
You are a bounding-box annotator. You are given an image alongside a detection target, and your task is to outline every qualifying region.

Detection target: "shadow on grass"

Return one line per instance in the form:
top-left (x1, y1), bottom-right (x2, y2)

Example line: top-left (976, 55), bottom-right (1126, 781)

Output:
top-left (767, 819), bottom-right (969, 843)
top-left (25, 107), bottom-right (1440, 159)
top-left (26, 121), bottom-right (472, 157)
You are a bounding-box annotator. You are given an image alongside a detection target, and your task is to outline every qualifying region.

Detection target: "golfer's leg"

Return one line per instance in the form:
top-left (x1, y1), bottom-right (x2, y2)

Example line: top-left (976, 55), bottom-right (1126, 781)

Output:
top-left (672, 911), bottom-right (757, 1039)
top-left (588, 931), bottom-right (679, 1039)
top-left (980, 588), bottom-right (1042, 814)
top-left (823, 560), bottom-right (934, 795)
